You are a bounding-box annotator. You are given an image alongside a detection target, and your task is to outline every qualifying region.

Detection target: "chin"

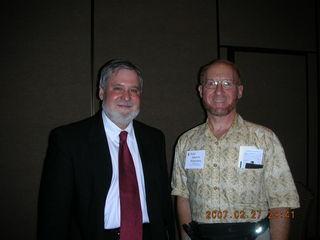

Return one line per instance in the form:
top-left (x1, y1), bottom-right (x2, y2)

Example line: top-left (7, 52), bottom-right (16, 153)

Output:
top-left (212, 112), bottom-right (229, 117)
top-left (102, 105), bottom-right (140, 125)
top-left (209, 107), bottom-right (234, 116)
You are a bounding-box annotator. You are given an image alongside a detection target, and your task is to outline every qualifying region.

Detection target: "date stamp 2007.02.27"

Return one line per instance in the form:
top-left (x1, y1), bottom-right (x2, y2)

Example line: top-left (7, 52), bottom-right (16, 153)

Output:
top-left (205, 210), bottom-right (295, 220)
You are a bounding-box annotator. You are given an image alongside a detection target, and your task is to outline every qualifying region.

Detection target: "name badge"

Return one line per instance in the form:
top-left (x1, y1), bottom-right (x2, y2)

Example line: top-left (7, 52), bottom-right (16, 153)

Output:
top-left (238, 146), bottom-right (263, 168)
top-left (185, 150), bottom-right (205, 169)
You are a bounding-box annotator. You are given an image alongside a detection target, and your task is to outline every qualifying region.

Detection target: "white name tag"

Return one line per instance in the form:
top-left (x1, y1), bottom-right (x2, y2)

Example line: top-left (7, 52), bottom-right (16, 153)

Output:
top-left (185, 150), bottom-right (205, 169)
top-left (238, 146), bottom-right (264, 168)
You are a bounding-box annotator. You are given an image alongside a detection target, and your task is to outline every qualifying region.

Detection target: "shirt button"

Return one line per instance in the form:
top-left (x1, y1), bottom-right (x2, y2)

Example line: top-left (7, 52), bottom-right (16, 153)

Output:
top-left (214, 186), bottom-right (218, 190)
top-left (213, 164), bottom-right (218, 167)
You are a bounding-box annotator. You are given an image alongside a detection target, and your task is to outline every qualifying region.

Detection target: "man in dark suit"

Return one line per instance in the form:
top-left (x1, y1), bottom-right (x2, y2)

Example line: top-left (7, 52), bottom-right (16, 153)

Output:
top-left (38, 60), bottom-right (175, 240)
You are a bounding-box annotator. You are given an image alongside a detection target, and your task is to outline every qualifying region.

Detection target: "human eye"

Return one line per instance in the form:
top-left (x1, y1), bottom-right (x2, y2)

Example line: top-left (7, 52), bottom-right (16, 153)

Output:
top-left (222, 81), bottom-right (233, 88)
top-left (112, 85), bottom-right (124, 92)
top-left (206, 81), bottom-right (217, 88)
top-left (130, 88), bottom-right (141, 95)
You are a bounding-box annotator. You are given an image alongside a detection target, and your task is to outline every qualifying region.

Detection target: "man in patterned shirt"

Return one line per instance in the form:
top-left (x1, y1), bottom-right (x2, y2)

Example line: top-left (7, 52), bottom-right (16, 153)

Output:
top-left (171, 59), bottom-right (299, 240)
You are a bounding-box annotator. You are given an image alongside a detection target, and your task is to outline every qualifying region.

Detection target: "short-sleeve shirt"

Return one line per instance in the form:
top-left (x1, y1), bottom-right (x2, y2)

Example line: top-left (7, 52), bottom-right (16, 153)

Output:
top-left (171, 115), bottom-right (300, 223)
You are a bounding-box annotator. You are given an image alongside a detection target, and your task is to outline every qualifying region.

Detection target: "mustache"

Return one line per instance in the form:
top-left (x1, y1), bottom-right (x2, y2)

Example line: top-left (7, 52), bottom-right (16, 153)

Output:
top-left (116, 100), bottom-right (134, 107)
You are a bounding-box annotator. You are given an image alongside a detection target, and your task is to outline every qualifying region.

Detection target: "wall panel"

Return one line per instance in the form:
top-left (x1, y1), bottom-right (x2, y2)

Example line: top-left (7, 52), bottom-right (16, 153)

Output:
top-left (0, 1), bottom-right (91, 239)
top-left (219, 0), bottom-right (316, 51)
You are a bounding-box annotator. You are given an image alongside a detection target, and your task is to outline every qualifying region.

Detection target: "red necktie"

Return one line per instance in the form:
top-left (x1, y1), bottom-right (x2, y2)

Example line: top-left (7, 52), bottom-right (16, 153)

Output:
top-left (119, 131), bottom-right (142, 240)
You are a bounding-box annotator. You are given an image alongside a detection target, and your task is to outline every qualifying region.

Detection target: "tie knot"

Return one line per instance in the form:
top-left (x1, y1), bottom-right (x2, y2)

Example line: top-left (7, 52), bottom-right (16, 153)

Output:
top-left (119, 131), bottom-right (128, 142)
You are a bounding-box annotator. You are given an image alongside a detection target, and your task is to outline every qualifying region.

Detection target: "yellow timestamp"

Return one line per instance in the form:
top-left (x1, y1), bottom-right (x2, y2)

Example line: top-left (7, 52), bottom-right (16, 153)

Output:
top-left (205, 210), bottom-right (295, 220)
top-left (268, 209), bottom-right (295, 219)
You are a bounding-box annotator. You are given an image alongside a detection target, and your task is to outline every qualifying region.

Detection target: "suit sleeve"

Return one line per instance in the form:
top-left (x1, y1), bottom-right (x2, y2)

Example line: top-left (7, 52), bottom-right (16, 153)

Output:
top-left (37, 129), bottom-right (74, 240)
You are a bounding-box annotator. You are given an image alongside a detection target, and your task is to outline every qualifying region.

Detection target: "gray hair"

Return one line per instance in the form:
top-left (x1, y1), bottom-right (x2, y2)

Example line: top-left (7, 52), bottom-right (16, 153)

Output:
top-left (199, 59), bottom-right (242, 85)
top-left (99, 59), bottom-right (143, 89)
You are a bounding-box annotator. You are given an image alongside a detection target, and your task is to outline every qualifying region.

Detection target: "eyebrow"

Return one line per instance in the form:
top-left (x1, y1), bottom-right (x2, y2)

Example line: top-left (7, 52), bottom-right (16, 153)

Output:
top-left (111, 83), bottom-right (141, 89)
top-left (206, 78), bottom-right (233, 81)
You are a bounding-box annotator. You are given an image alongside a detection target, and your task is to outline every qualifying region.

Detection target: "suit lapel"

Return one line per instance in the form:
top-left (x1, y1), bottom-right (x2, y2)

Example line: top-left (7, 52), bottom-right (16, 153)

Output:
top-left (133, 121), bottom-right (145, 159)
top-left (133, 121), bottom-right (153, 208)
top-left (133, 120), bottom-right (150, 172)
top-left (86, 111), bottom-right (113, 238)
top-left (87, 111), bottom-right (113, 219)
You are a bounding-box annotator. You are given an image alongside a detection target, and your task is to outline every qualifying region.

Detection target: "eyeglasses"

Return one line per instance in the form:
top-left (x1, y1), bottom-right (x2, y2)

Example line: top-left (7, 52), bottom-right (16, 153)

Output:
top-left (204, 80), bottom-right (236, 90)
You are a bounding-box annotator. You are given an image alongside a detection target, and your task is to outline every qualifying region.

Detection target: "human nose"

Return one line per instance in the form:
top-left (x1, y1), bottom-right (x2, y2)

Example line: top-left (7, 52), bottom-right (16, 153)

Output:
top-left (214, 82), bottom-right (224, 94)
top-left (121, 89), bottom-right (131, 100)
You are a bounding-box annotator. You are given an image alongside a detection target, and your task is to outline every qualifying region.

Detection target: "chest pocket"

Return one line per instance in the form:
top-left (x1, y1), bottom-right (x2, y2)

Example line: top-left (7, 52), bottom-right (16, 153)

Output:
top-left (227, 168), bottom-right (266, 204)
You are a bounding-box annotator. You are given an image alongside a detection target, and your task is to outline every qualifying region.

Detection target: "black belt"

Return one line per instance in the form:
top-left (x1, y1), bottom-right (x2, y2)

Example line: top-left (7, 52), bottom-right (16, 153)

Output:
top-left (183, 218), bottom-right (269, 240)
top-left (104, 223), bottom-right (151, 240)
top-left (104, 227), bottom-right (120, 240)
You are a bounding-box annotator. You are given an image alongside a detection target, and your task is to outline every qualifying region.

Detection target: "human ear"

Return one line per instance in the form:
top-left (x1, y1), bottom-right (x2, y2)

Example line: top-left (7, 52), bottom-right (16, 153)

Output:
top-left (198, 85), bottom-right (203, 98)
top-left (98, 87), bottom-right (105, 101)
top-left (237, 85), bottom-right (243, 99)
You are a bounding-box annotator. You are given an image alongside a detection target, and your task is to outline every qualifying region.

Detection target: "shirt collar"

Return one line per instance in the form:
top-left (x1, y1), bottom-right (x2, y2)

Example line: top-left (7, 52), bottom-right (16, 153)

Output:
top-left (204, 114), bottom-right (242, 139)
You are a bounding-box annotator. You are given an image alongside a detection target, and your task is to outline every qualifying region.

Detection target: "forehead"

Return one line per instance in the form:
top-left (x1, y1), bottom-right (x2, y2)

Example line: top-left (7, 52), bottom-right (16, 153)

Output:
top-left (109, 69), bottom-right (140, 86)
top-left (206, 63), bottom-right (236, 80)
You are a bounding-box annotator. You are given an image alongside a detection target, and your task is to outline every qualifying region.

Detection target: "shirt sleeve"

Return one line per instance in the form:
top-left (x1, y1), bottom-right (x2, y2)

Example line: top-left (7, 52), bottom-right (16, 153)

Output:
top-left (171, 137), bottom-right (189, 198)
top-left (264, 132), bottom-right (300, 209)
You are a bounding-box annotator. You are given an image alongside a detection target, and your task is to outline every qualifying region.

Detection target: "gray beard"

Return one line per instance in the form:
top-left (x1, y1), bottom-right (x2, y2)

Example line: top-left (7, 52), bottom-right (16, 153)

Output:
top-left (102, 104), bottom-right (139, 127)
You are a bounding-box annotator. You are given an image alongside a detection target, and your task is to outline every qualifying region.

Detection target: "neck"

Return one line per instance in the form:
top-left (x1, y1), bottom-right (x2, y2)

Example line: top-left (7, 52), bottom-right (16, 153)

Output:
top-left (114, 122), bottom-right (129, 130)
top-left (207, 111), bottom-right (237, 138)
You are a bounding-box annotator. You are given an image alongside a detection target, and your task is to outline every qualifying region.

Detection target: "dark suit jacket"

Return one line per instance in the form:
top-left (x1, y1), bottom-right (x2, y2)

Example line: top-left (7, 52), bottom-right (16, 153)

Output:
top-left (38, 111), bottom-right (175, 240)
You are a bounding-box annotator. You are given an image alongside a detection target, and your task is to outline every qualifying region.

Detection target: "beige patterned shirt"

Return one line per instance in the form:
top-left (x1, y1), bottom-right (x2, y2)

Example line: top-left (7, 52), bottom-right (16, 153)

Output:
top-left (171, 115), bottom-right (300, 223)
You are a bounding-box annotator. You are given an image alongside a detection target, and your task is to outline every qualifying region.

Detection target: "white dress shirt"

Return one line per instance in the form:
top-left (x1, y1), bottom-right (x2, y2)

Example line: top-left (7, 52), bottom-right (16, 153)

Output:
top-left (102, 112), bottom-right (149, 229)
